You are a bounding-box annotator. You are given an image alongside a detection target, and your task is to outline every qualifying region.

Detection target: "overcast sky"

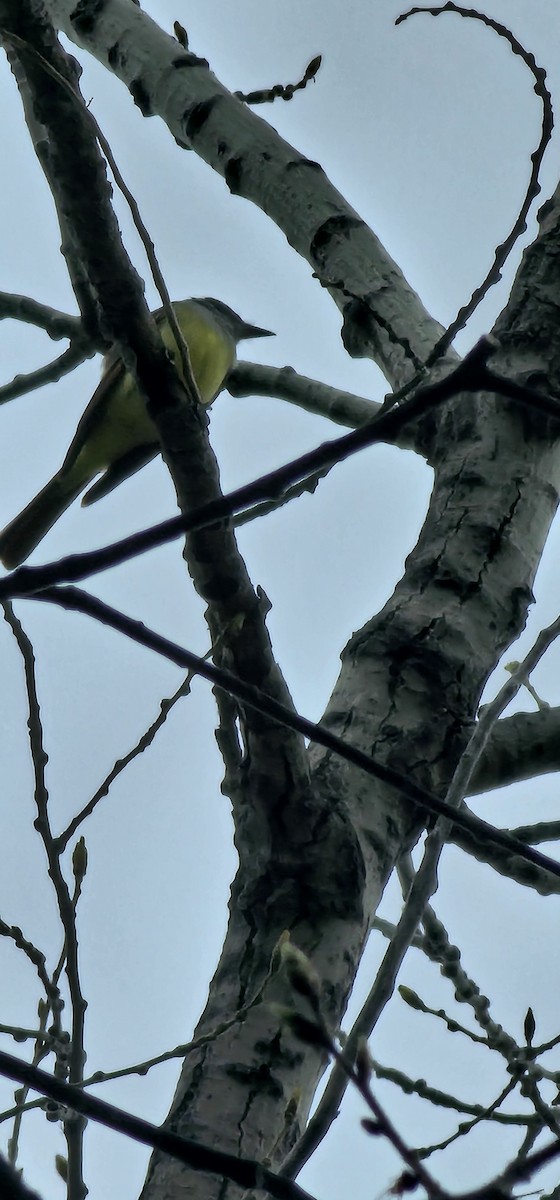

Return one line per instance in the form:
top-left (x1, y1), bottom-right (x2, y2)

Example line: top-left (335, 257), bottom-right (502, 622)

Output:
top-left (2, 3), bottom-right (560, 1199)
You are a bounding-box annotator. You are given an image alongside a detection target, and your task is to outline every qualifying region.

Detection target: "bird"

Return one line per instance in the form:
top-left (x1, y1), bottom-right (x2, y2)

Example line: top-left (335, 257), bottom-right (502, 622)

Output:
top-left (0, 298), bottom-right (274, 569)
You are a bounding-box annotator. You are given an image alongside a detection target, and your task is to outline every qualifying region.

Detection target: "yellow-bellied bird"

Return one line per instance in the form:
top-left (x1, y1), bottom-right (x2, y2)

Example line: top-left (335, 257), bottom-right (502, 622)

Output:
top-left (0, 298), bottom-right (273, 568)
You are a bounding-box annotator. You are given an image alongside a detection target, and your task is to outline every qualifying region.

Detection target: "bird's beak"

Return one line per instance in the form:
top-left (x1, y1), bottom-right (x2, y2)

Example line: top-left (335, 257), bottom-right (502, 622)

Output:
top-left (243, 323), bottom-right (275, 339)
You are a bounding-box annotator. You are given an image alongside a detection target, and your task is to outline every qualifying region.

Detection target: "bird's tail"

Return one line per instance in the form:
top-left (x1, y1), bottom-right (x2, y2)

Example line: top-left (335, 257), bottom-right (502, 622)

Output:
top-left (0, 472), bottom-right (84, 569)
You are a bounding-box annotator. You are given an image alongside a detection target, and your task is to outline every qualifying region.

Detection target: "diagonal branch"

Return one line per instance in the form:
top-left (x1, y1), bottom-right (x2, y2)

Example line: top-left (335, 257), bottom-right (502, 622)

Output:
top-left (0, 1051), bottom-right (320, 1200)
top-left (46, 0), bottom-right (457, 392)
top-left (2, 0), bottom-right (310, 820)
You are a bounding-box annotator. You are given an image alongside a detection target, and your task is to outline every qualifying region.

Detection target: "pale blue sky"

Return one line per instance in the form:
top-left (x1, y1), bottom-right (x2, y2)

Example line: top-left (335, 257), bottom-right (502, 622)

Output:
top-left (1, 3), bottom-right (560, 1199)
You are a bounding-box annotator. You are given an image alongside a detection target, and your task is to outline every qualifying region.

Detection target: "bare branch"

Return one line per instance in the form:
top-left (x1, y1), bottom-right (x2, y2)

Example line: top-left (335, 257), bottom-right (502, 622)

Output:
top-left (0, 1051), bottom-right (320, 1200)
top-left (396, 3), bottom-right (553, 368)
top-left (32, 582), bottom-right (560, 885)
top-left (7, 338), bottom-right (560, 601)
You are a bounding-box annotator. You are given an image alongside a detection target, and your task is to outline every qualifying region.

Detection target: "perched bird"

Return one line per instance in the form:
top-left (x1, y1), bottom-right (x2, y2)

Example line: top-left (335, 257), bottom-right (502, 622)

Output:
top-left (0, 298), bottom-right (273, 568)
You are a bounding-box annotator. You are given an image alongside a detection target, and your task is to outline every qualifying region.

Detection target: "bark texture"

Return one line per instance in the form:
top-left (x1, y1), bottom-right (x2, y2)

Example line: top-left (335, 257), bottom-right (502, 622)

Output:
top-left (15, 5), bottom-right (560, 1199)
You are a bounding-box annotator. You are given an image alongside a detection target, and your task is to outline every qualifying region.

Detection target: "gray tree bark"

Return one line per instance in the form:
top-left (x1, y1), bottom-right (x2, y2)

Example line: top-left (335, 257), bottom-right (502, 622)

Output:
top-left (10, 3), bottom-right (560, 1198)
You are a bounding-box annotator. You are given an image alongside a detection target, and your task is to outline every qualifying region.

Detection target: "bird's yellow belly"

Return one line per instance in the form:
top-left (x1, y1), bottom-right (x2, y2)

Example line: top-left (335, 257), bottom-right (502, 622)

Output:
top-left (73, 314), bottom-right (234, 477)
top-left (80, 377), bottom-right (157, 471)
